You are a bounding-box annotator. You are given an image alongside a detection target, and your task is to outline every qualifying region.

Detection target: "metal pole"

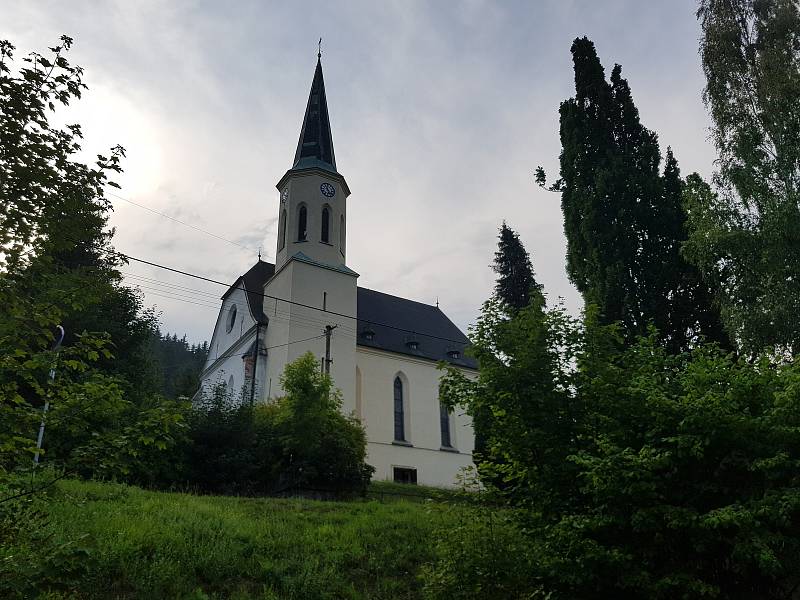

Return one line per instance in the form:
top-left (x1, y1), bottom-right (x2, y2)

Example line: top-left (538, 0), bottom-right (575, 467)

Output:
top-left (34, 325), bottom-right (65, 465)
top-left (324, 325), bottom-right (337, 375)
top-left (249, 323), bottom-right (260, 407)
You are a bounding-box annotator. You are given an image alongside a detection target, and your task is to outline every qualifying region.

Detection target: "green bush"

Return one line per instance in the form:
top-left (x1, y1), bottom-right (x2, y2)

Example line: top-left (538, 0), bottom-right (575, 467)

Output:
top-left (269, 353), bottom-right (374, 493)
top-left (439, 301), bottom-right (800, 598)
top-left (421, 507), bottom-right (544, 600)
top-left (185, 353), bottom-right (373, 495)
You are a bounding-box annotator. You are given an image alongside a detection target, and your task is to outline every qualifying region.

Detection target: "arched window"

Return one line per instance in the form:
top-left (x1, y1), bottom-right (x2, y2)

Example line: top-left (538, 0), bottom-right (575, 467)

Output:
top-left (393, 376), bottom-right (405, 441)
top-left (339, 214), bottom-right (345, 252)
top-left (278, 209), bottom-right (286, 250)
top-left (440, 402), bottom-right (452, 448)
top-left (321, 205), bottom-right (330, 243)
top-left (297, 205), bottom-right (307, 241)
top-left (226, 304), bottom-right (237, 333)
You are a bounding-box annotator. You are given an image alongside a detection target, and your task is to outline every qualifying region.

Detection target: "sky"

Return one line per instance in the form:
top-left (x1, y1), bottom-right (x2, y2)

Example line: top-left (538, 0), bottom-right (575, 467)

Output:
top-left (3, 0), bottom-right (716, 343)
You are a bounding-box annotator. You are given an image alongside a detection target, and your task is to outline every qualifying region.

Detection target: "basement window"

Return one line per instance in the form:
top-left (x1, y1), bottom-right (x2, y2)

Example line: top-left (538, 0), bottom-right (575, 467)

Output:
top-left (447, 350), bottom-right (461, 360)
top-left (361, 328), bottom-right (375, 341)
top-left (393, 467), bottom-right (417, 485)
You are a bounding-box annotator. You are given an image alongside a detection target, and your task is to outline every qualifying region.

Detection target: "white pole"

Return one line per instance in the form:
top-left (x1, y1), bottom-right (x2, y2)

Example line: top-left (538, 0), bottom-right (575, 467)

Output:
top-left (33, 325), bottom-right (64, 465)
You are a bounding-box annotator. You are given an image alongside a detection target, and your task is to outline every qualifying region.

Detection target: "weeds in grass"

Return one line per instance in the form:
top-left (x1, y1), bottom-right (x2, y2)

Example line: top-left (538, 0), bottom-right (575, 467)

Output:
top-left (30, 479), bottom-right (465, 599)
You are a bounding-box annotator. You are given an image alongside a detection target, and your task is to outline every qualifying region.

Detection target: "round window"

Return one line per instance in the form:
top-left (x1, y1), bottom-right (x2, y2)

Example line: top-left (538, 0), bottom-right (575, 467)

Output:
top-left (226, 304), bottom-right (237, 333)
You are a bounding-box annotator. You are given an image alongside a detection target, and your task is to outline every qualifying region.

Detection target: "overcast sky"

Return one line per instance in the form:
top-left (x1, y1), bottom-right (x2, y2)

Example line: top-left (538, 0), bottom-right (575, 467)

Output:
top-left (4, 0), bottom-right (715, 343)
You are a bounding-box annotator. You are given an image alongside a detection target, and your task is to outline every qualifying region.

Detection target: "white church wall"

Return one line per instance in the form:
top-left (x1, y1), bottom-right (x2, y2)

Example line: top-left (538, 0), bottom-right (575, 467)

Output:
top-left (200, 285), bottom-right (266, 403)
top-left (203, 286), bottom-right (254, 369)
top-left (356, 346), bottom-right (475, 488)
top-left (262, 258), bottom-right (357, 406)
top-left (261, 266), bottom-right (292, 401)
top-left (199, 327), bottom-right (260, 402)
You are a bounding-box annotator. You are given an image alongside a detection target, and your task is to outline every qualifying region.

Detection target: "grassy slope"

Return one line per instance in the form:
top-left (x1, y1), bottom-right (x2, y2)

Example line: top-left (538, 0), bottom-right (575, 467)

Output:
top-left (44, 480), bottom-right (461, 599)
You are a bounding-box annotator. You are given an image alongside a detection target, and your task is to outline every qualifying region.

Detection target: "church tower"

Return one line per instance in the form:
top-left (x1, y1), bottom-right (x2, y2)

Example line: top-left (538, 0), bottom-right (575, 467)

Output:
top-left (261, 53), bottom-right (358, 408)
top-left (275, 54), bottom-right (351, 270)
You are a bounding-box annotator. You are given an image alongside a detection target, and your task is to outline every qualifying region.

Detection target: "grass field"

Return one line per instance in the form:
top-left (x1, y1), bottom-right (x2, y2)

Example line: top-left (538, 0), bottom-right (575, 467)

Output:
top-left (34, 479), bottom-right (465, 599)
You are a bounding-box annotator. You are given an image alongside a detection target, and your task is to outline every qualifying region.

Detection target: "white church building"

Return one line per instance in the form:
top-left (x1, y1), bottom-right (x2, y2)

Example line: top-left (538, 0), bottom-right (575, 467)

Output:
top-left (199, 55), bottom-right (476, 488)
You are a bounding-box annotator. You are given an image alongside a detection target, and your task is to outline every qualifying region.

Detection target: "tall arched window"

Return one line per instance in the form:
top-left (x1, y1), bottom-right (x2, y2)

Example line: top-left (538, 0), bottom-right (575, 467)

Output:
top-left (226, 304), bottom-right (237, 333)
top-left (339, 214), bottom-right (345, 253)
top-left (278, 209), bottom-right (286, 250)
top-left (393, 376), bottom-right (405, 441)
top-left (321, 206), bottom-right (330, 243)
top-left (440, 402), bottom-right (452, 448)
top-left (297, 205), bottom-right (307, 241)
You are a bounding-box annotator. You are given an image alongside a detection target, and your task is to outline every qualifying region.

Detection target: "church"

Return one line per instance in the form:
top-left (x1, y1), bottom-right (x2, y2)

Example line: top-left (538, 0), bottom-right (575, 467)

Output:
top-left (199, 54), bottom-right (476, 488)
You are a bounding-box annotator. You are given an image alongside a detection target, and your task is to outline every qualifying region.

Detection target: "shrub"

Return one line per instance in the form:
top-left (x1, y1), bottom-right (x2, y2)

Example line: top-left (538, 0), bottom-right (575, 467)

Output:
top-left (439, 301), bottom-right (800, 598)
top-left (269, 353), bottom-right (374, 494)
top-left (421, 507), bottom-right (545, 600)
top-left (184, 353), bottom-right (373, 496)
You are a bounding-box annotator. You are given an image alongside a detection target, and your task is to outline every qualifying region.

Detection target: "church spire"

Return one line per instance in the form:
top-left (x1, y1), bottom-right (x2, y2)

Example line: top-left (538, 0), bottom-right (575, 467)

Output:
top-left (292, 52), bottom-right (336, 172)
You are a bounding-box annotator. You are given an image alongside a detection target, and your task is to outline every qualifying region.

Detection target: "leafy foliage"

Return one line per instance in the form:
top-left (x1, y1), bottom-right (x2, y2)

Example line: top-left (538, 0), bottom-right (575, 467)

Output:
top-left (0, 476), bottom-right (93, 599)
top-left (685, 0), bottom-right (800, 354)
top-left (184, 381), bottom-right (264, 494)
top-left (440, 299), bottom-right (800, 598)
top-left (539, 37), bottom-right (728, 352)
top-left (0, 36), bottom-right (188, 485)
top-left (474, 225), bottom-right (549, 474)
top-left (422, 507), bottom-right (543, 600)
top-left (186, 353), bottom-right (373, 496)
top-left (272, 352), bottom-right (374, 493)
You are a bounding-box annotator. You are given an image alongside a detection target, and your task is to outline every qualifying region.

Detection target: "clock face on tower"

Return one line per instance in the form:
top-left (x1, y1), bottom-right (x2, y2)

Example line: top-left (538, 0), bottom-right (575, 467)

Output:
top-left (320, 182), bottom-right (336, 198)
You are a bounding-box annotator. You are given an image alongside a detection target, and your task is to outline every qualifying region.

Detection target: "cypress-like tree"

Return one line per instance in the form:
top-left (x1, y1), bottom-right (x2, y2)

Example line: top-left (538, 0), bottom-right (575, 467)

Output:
top-left (492, 222), bottom-right (543, 312)
top-left (541, 37), bottom-right (728, 351)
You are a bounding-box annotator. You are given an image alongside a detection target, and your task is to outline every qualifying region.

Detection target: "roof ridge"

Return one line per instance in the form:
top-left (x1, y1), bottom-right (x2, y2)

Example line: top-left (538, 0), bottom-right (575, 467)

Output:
top-left (356, 285), bottom-right (441, 310)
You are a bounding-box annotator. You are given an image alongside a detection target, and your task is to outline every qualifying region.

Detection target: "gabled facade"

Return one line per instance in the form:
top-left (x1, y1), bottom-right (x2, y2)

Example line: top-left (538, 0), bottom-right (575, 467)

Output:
top-left (200, 55), bottom-right (476, 487)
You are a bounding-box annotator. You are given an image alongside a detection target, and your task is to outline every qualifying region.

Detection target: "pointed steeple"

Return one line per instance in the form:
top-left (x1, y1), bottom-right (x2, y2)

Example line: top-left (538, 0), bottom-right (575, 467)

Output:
top-left (292, 55), bottom-right (337, 173)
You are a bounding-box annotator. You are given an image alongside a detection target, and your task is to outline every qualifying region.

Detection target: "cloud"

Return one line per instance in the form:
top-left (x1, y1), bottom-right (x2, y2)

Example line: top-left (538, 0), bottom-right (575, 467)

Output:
top-left (3, 0), bottom-right (716, 342)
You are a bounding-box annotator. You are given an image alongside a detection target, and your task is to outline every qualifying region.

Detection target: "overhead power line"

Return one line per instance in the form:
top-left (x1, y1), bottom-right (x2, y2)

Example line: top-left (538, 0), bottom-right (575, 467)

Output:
top-left (123, 272), bottom-right (356, 333)
top-left (121, 271), bottom-right (223, 300)
top-left (107, 190), bottom-right (269, 257)
top-left (115, 250), bottom-right (471, 346)
top-left (12, 227), bottom-right (470, 347)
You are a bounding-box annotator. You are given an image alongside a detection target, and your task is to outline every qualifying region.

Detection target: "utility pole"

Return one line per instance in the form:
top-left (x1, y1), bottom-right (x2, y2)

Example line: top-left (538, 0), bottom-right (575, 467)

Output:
top-left (34, 325), bottom-right (65, 465)
top-left (249, 322), bottom-right (260, 407)
top-left (323, 324), bottom-right (337, 375)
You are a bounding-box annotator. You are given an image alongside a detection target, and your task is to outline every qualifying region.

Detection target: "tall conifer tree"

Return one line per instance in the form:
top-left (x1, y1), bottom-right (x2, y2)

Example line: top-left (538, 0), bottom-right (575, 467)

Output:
top-left (492, 222), bottom-right (543, 312)
top-left (542, 37), bottom-right (728, 351)
top-left (474, 223), bottom-right (545, 467)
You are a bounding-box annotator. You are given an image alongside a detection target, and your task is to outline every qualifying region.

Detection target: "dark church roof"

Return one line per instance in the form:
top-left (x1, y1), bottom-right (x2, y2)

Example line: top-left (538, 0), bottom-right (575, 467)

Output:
top-left (292, 57), bottom-right (337, 173)
top-left (356, 287), bottom-right (477, 369)
top-left (221, 260), bottom-right (275, 324)
top-left (222, 261), bottom-right (476, 369)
